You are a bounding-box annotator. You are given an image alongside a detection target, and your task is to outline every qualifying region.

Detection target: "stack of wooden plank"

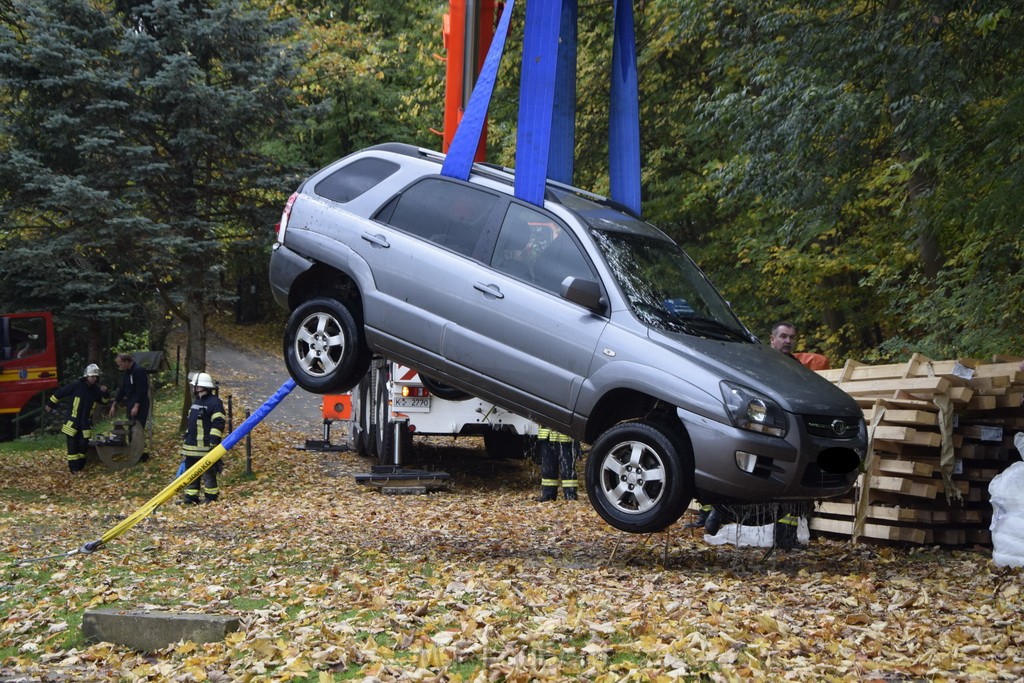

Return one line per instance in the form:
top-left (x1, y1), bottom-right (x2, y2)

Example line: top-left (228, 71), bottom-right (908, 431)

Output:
top-left (810, 354), bottom-right (1024, 547)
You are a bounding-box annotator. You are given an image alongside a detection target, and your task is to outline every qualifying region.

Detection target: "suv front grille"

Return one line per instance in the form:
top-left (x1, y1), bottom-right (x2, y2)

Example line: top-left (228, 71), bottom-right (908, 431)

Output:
top-left (802, 414), bottom-right (862, 440)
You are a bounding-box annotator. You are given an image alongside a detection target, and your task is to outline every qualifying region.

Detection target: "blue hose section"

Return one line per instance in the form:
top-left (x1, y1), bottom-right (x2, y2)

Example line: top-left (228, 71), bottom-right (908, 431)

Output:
top-left (222, 379), bottom-right (296, 450)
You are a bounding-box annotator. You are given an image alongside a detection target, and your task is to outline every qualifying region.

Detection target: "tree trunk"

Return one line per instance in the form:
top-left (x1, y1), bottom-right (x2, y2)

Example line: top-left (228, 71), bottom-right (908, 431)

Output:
top-left (87, 318), bottom-right (103, 365)
top-left (179, 294), bottom-right (208, 429)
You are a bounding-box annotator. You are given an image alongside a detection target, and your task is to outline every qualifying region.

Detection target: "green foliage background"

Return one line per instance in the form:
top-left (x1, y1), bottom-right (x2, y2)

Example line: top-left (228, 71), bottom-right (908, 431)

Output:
top-left (1, 0), bottom-right (1022, 368)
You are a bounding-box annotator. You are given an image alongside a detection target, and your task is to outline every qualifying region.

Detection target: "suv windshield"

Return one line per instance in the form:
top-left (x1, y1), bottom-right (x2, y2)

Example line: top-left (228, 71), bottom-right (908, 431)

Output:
top-left (555, 193), bottom-right (748, 342)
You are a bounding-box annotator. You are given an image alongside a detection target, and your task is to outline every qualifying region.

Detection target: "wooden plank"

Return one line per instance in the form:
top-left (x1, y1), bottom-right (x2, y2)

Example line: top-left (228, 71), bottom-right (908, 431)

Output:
top-left (933, 529), bottom-right (967, 546)
top-left (965, 396), bottom-right (997, 411)
top-left (869, 476), bottom-right (938, 499)
top-left (946, 386), bottom-right (975, 403)
top-left (838, 376), bottom-right (951, 396)
top-left (966, 376), bottom-right (1010, 392)
top-left (862, 408), bottom-right (938, 426)
top-left (907, 430), bottom-right (943, 448)
top-left (875, 459), bottom-right (935, 477)
top-left (872, 425), bottom-right (915, 442)
top-left (818, 357), bottom-right (963, 383)
top-left (970, 362), bottom-right (1024, 380)
top-left (966, 528), bottom-right (992, 545)
top-left (817, 500), bottom-right (938, 523)
top-left (959, 425), bottom-right (1004, 442)
top-left (810, 516), bottom-right (929, 544)
top-left (960, 466), bottom-right (999, 480)
top-left (995, 393), bottom-right (1023, 408)
top-left (946, 508), bottom-right (984, 524)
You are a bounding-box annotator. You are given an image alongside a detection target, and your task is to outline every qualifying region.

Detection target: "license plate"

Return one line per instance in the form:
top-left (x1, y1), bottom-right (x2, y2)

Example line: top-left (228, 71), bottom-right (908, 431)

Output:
top-left (394, 396), bottom-right (430, 409)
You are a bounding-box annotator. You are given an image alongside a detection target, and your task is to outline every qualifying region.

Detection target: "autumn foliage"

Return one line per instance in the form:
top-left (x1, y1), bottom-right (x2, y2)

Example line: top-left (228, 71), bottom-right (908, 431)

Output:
top-left (2, 404), bottom-right (1022, 681)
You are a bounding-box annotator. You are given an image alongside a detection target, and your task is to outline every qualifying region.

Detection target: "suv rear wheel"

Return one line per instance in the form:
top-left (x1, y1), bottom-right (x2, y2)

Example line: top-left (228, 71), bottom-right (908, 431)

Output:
top-left (585, 420), bottom-right (693, 533)
top-left (283, 297), bottom-right (370, 394)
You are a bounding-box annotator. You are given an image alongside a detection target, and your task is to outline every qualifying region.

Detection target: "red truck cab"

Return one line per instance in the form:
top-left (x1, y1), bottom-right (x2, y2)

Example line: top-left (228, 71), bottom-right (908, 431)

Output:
top-left (1, 311), bottom-right (59, 440)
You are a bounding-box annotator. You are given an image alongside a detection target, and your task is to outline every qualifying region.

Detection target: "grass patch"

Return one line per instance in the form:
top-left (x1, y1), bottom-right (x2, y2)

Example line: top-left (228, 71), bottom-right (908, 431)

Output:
top-left (230, 596), bottom-right (271, 610)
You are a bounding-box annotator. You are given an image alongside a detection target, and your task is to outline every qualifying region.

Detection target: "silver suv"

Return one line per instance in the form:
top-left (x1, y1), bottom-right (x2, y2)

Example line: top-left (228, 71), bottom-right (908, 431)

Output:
top-left (269, 143), bottom-right (866, 533)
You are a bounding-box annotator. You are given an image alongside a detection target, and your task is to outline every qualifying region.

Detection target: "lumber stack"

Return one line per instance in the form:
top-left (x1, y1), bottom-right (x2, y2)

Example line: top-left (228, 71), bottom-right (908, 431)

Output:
top-left (810, 354), bottom-right (1024, 547)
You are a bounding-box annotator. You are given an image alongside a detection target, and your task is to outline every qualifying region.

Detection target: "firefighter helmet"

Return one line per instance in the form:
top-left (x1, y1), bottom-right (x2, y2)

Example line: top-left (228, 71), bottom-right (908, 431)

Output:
top-left (192, 372), bottom-right (216, 390)
top-left (83, 364), bottom-right (101, 377)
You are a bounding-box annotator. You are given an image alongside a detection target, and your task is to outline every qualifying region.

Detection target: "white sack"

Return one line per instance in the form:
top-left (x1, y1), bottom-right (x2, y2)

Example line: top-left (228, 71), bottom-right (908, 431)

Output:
top-left (704, 518), bottom-right (810, 548)
top-left (989, 437), bottom-right (1024, 568)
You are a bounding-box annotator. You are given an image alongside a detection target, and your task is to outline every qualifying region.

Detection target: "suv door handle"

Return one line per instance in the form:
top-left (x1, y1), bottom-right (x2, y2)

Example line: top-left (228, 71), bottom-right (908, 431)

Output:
top-left (473, 282), bottom-right (505, 299)
top-left (361, 232), bottom-right (389, 248)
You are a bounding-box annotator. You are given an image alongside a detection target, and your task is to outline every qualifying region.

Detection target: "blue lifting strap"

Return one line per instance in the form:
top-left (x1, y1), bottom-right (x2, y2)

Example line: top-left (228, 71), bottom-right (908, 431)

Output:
top-left (444, 0), bottom-right (641, 216)
top-left (548, 0), bottom-right (578, 186)
top-left (441, 0), bottom-right (518, 181)
top-left (610, 0), bottom-right (641, 216)
top-left (514, 0), bottom-right (562, 207)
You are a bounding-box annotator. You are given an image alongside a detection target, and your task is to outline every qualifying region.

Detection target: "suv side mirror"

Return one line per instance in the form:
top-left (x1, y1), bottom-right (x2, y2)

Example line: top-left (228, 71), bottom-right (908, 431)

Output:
top-left (561, 277), bottom-right (606, 313)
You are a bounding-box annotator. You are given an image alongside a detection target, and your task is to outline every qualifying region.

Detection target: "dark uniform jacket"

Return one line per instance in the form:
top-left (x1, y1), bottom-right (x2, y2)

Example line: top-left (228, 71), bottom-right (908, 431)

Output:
top-left (115, 361), bottom-right (150, 417)
top-left (49, 378), bottom-right (110, 438)
top-left (181, 392), bottom-right (226, 458)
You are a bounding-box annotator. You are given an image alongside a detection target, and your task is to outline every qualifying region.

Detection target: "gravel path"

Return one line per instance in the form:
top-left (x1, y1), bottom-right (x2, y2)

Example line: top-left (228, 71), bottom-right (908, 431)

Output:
top-left (204, 332), bottom-right (329, 438)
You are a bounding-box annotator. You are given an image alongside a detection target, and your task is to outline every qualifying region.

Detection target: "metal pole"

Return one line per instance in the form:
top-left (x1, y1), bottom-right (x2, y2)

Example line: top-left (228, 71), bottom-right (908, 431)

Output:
top-left (462, 0), bottom-right (480, 108)
top-left (227, 395), bottom-right (234, 433)
top-left (392, 417), bottom-right (409, 467)
top-left (245, 409), bottom-right (252, 475)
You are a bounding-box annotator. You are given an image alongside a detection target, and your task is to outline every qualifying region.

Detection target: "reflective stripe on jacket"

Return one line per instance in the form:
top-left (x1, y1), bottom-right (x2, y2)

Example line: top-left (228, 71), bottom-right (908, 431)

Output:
top-left (49, 377), bottom-right (109, 438)
top-left (181, 392), bottom-right (226, 458)
top-left (537, 427), bottom-right (572, 443)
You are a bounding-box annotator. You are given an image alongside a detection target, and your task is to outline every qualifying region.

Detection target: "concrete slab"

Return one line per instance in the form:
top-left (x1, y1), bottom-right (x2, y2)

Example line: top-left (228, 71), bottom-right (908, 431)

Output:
top-left (81, 608), bottom-right (240, 652)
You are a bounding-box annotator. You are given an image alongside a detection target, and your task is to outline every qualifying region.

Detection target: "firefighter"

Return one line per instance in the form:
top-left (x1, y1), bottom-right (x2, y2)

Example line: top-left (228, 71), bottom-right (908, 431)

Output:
top-left (181, 372), bottom-right (226, 505)
top-left (109, 352), bottom-right (150, 427)
top-left (46, 364), bottom-right (110, 474)
top-left (536, 427), bottom-right (578, 502)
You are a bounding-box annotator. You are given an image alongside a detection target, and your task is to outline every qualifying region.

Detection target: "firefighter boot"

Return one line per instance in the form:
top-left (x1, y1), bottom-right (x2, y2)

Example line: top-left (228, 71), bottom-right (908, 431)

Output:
top-left (535, 485), bottom-right (557, 502)
top-left (704, 507), bottom-right (723, 536)
top-left (775, 514), bottom-right (801, 550)
top-left (182, 484), bottom-right (202, 505)
top-left (686, 504), bottom-right (713, 528)
top-left (562, 482), bottom-right (578, 501)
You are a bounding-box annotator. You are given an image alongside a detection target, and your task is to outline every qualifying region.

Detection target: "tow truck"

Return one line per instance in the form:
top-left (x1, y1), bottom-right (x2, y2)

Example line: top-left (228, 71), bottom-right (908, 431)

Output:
top-left (349, 359), bottom-right (538, 461)
top-left (0, 311), bottom-right (59, 441)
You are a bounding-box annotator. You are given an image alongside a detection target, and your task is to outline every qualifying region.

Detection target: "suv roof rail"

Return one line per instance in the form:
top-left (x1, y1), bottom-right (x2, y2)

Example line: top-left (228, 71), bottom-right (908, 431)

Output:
top-left (364, 142), bottom-right (636, 212)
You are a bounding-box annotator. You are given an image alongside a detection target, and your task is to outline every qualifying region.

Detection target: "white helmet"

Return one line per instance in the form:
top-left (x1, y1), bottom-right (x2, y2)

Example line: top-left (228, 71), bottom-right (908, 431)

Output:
top-left (191, 372), bottom-right (216, 390)
top-left (83, 364), bottom-right (101, 378)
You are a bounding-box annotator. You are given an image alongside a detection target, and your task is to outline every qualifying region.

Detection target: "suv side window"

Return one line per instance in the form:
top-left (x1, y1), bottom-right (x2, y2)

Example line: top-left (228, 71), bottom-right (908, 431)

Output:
top-left (492, 203), bottom-right (595, 295)
top-left (382, 178), bottom-right (499, 258)
top-left (314, 158), bottom-right (400, 203)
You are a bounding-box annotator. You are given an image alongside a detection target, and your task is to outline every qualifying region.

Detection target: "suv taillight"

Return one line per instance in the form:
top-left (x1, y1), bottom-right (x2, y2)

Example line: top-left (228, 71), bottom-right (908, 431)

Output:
top-left (275, 192), bottom-right (298, 241)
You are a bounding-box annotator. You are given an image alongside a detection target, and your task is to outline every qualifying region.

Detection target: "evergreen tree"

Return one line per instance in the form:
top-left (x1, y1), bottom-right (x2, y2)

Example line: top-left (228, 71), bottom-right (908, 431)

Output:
top-left (110, 0), bottom-right (301, 418)
top-left (0, 0), bottom-right (154, 366)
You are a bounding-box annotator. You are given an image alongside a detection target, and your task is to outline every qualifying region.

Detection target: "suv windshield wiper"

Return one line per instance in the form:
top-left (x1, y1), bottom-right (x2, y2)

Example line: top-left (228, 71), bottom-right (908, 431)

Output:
top-left (682, 316), bottom-right (748, 342)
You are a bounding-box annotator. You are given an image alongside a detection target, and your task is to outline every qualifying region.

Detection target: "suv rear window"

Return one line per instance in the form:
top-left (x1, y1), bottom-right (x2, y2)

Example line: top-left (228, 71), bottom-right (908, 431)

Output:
top-left (383, 178), bottom-right (499, 257)
top-left (314, 158), bottom-right (400, 203)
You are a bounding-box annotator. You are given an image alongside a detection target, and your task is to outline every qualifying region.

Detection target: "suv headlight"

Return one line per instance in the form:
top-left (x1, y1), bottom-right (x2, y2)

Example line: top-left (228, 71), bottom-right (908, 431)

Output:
top-left (720, 381), bottom-right (788, 437)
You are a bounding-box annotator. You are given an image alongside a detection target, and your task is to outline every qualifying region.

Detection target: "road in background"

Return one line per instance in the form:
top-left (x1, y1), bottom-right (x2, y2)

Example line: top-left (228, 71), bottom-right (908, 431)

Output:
top-left (205, 333), bottom-right (326, 437)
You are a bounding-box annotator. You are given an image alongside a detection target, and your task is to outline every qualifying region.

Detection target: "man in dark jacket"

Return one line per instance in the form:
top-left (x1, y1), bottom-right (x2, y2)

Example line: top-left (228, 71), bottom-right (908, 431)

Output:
top-left (181, 372), bottom-right (226, 504)
top-left (46, 364), bottom-right (110, 473)
top-left (109, 352), bottom-right (150, 427)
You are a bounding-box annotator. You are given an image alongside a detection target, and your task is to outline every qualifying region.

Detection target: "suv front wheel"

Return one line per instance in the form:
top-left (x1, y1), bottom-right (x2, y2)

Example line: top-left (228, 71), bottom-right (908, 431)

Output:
top-left (284, 297), bottom-right (370, 394)
top-left (585, 421), bottom-right (694, 533)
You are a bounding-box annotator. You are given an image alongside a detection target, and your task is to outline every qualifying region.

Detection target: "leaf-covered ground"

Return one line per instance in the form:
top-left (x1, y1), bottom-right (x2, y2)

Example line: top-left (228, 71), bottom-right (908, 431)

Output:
top-left (2, 411), bottom-right (1022, 683)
